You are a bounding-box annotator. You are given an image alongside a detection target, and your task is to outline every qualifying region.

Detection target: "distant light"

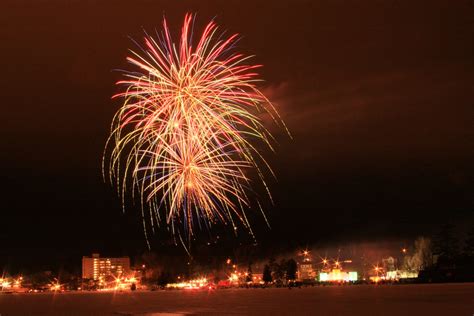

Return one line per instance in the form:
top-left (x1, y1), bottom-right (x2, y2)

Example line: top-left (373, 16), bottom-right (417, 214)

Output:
top-left (319, 270), bottom-right (357, 282)
top-left (319, 273), bottom-right (329, 282)
top-left (51, 284), bottom-right (61, 291)
top-left (348, 272), bottom-right (358, 282)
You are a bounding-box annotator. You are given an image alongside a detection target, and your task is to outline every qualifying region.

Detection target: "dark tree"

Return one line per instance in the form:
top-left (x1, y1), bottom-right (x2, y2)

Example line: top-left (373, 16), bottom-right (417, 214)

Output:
top-left (269, 257), bottom-right (278, 278)
top-left (432, 223), bottom-right (459, 264)
top-left (245, 264), bottom-right (253, 283)
top-left (286, 259), bottom-right (297, 281)
top-left (463, 225), bottom-right (474, 258)
top-left (262, 264), bottom-right (272, 284)
top-left (273, 259), bottom-right (287, 283)
top-left (28, 271), bottom-right (53, 289)
top-left (157, 271), bottom-right (171, 287)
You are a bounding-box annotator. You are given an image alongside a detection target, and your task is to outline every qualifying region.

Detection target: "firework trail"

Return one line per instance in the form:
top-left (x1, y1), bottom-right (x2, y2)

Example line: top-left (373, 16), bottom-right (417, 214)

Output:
top-left (104, 13), bottom-right (288, 243)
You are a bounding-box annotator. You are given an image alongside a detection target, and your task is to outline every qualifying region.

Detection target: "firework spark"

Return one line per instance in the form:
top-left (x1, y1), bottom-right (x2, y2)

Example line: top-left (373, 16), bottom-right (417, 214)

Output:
top-left (104, 14), bottom-right (288, 242)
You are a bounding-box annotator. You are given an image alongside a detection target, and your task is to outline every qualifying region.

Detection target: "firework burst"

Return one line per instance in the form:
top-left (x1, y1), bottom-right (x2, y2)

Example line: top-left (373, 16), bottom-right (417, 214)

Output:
top-left (104, 13), bottom-right (288, 243)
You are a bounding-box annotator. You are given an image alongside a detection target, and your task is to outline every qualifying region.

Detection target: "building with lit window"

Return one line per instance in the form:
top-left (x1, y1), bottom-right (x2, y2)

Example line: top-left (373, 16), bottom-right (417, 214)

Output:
top-left (297, 251), bottom-right (316, 281)
top-left (82, 253), bottom-right (130, 280)
top-left (319, 269), bottom-right (358, 282)
top-left (298, 261), bottom-right (316, 280)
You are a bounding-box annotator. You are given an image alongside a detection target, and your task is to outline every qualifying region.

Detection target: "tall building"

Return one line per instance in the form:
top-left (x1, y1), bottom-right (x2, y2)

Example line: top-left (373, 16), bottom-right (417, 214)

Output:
top-left (298, 261), bottom-right (315, 280)
top-left (82, 253), bottom-right (130, 280)
top-left (297, 251), bottom-right (316, 281)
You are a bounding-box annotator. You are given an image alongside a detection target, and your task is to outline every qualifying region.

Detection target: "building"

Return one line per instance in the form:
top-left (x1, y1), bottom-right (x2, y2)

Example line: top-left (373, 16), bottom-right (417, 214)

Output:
top-left (319, 269), bottom-right (358, 282)
top-left (298, 261), bottom-right (316, 280)
top-left (297, 251), bottom-right (316, 281)
top-left (82, 253), bottom-right (130, 280)
top-left (251, 273), bottom-right (264, 284)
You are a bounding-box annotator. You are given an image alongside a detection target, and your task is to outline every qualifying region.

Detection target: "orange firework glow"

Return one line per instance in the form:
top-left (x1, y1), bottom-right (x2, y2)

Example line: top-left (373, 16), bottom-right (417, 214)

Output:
top-left (104, 14), bottom-right (288, 242)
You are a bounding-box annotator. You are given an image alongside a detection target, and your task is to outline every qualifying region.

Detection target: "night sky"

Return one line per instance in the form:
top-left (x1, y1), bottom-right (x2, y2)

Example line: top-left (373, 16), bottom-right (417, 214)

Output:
top-left (1, 0), bottom-right (473, 272)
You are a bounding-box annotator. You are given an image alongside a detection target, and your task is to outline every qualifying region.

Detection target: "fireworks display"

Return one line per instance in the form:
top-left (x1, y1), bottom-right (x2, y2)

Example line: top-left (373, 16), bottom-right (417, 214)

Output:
top-left (104, 14), bottom-right (287, 241)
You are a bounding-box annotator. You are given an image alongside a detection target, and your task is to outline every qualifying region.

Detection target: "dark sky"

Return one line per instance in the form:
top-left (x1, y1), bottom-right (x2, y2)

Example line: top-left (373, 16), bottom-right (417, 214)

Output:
top-left (1, 0), bottom-right (473, 272)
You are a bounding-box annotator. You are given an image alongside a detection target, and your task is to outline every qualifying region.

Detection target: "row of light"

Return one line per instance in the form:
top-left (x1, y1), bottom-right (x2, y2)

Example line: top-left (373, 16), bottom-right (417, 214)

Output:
top-left (166, 278), bottom-right (209, 290)
top-left (0, 277), bottom-right (23, 289)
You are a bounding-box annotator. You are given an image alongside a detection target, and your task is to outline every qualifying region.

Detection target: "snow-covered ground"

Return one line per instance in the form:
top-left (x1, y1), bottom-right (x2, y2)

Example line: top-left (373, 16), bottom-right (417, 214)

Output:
top-left (0, 283), bottom-right (473, 315)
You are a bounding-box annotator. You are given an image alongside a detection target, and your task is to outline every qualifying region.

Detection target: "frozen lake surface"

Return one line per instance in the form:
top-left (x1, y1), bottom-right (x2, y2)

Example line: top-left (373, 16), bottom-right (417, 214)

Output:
top-left (0, 283), bottom-right (473, 315)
